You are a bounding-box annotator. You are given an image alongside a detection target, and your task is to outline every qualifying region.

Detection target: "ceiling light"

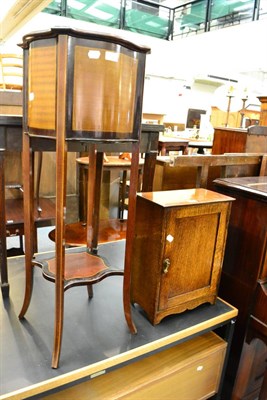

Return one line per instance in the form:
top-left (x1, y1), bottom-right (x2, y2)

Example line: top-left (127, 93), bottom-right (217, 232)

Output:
top-left (68, 0), bottom-right (86, 11)
top-left (84, 7), bottom-right (114, 20)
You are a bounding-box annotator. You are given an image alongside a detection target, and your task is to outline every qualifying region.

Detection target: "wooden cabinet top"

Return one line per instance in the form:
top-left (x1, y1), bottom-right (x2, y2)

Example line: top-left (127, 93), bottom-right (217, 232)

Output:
top-left (214, 176), bottom-right (267, 202)
top-left (214, 127), bottom-right (247, 133)
top-left (138, 188), bottom-right (234, 207)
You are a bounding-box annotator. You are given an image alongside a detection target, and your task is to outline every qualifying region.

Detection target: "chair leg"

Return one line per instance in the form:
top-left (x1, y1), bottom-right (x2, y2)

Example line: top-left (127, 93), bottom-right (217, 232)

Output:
top-left (92, 152), bottom-right (104, 253)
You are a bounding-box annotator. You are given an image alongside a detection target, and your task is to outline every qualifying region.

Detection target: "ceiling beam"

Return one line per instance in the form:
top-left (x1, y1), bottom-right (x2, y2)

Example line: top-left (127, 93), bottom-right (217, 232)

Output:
top-left (0, 0), bottom-right (51, 43)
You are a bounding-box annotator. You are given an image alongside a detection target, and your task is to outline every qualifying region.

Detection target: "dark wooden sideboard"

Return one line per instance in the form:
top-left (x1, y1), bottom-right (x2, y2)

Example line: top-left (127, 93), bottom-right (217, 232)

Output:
top-left (212, 125), bottom-right (267, 154)
top-left (213, 176), bottom-right (267, 399)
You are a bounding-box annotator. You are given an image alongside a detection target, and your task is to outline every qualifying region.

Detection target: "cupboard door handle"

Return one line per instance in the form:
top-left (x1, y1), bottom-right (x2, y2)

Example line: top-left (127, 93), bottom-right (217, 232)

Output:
top-left (163, 258), bottom-right (171, 274)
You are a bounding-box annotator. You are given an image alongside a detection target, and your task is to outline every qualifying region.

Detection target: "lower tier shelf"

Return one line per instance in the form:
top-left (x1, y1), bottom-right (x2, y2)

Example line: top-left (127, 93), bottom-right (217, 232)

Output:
top-left (36, 249), bottom-right (124, 289)
top-left (48, 219), bottom-right (127, 246)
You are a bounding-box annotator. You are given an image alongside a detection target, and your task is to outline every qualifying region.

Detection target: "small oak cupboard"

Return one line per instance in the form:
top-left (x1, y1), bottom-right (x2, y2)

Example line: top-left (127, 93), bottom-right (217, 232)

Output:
top-left (130, 188), bottom-right (234, 325)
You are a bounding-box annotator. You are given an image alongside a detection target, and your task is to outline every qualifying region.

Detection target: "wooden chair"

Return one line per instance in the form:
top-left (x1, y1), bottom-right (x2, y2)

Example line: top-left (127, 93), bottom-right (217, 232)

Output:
top-left (5, 151), bottom-right (55, 256)
top-left (18, 28), bottom-right (150, 368)
top-left (0, 53), bottom-right (23, 90)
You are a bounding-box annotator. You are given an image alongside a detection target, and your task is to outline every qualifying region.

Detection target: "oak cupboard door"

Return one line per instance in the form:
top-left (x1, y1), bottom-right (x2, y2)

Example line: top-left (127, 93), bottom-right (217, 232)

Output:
top-left (159, 204), bottom-right (227, 314)
top-left (130, 189), bottom-right (234, 325)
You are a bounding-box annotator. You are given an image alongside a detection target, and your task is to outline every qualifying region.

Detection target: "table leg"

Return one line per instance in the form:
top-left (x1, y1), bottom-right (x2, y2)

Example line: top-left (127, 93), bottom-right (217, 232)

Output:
top-left (197, 147), bottom-right (205, 154)
top-left (118, 170), bottom-right (127, 220)
top-left (159, 144), bottom-right (166, 156)
top-left (91, 151), bottom-right (104, 252)
top-left (142, 151), bottom-right (157, 192)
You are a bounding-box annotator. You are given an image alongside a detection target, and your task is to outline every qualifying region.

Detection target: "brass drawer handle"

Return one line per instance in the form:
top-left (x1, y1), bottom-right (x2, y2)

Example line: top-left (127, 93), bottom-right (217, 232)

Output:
top-left (163, 258), bottom-right (171, 274)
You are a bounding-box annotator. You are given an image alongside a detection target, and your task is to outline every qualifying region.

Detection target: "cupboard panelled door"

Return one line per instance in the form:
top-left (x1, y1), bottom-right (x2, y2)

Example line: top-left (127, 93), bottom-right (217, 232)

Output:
top-left (130, 189), bottom-right (234, 325)
top-left (160, 204), bottom-right (225, 312)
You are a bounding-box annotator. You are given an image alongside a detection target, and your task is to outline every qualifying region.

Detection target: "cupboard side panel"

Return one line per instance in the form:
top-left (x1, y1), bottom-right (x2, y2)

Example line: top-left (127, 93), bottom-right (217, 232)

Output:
top-left (130, 197), bottom-right (165, 317)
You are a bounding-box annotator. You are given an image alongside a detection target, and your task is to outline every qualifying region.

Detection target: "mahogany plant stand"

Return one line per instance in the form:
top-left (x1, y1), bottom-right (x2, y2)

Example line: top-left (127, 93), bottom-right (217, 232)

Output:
top-left (18, 28), bottom-right (150, 368)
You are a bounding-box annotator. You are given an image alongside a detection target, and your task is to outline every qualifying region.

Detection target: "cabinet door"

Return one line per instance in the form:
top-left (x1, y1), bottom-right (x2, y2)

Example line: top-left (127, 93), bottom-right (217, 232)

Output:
top-left (158, 202), bottom-right (229, 315)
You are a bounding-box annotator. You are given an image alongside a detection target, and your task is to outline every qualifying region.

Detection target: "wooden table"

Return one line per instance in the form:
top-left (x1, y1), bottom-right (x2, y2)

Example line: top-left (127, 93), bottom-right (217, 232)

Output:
top-left (158, 136), bottom-right (189, 155)
top-left (188, 139), bottom-right (213, 154)
top-left (0, 116), bottom-right (162, 298)
top-left (49, 156), bottom-right (145, 246)
top-left (158, 136), bottom-right (213, 155)
top-left (76, 155), bottom-right (144, 221)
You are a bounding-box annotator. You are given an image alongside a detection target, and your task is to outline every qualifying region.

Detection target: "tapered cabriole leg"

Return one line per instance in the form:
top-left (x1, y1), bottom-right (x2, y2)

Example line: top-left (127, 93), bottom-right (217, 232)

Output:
top-left (19, 133), bottom-right (35, 319)
top-left (51, 35), bottom-right (68, 368)
top-left (123, 142), bottom-right (140, 335)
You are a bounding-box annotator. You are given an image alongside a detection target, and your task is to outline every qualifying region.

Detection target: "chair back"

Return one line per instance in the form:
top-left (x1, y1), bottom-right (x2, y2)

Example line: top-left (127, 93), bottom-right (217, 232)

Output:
top-left (0, 53), bottom-right (23, 90)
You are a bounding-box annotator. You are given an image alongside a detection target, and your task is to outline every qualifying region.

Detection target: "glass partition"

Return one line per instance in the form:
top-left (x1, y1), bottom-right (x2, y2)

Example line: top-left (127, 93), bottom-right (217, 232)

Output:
top-left (44, 0), bottom-right (61, 14)
top-left (209, 0), bottom-right (255, 30)
top-left (173, 0), bottom-right (207, 38)
top-left (45, 0), bottom-right (122, 28)
top-left (124, 0), bottom-right (172, 39)
top-left (259, 0), bottom-right (267, 20)
top-left (67, 0), bottom-right (121, 27)
top-left (44, 0), bottom-right (265, 40)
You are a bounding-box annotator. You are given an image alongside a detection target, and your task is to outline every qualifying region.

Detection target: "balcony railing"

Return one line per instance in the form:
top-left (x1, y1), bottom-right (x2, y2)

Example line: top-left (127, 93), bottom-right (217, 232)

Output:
top-left (43, 0), bottom-right (267, 40)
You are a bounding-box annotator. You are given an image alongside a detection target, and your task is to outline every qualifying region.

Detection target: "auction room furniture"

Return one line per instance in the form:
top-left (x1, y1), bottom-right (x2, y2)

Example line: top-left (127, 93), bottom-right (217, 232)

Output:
top-left (158, 136), bottom-right (189, 155)
top-left (212, 125), bottom-right (267, 154)
top-left (232, 281), bottom-right (267, 400)
top-left (0, 117), bottom-right (162, 299)
top-left (0, 89), bottom-right (22, 115)
top-left (18, 27), bottom-right (150, 368)
top-left (258, 95), bottom-right (267, 125)
top-left (49, 156), bottom-right (144, 246)
top-left (153, 153), bottom-right (266, 192)
top-left (188, 139), bottom-right (213, 154)
top-left (0, 53), bottom-right (23, 90)
top-left (76, 155), bottom-right (144, 222)
top-left (158, 137), bottom-right (213, 156)
top-left (48, 121), bottom-right (163, 246)
top-left (213, 176), bottom-right (267, 399)
top-left (130, 188), bottom-right (234, 325)
top-left (0, 115), bottom-right (55, 298)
